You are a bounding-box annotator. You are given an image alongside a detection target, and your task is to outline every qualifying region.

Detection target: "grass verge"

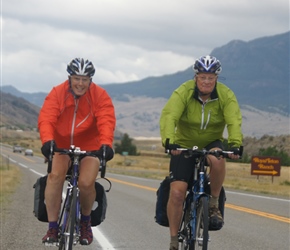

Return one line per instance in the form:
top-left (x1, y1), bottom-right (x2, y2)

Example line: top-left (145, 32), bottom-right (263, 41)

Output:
top-left (0, 156), bottom-right (22, 205)
top-left (108, 154), bottom-right (290, 198)
top-left (0, 153), bottom-right (289, 201)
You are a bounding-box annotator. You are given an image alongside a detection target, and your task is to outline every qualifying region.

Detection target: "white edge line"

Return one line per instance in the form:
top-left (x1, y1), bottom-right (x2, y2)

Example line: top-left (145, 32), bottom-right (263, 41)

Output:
top-left (5, 155), bottom-right (116, 249)
top-left (92, 227), bottom-right (115, 249)
top-left (226, 190), bottom-right (290, 202)
top-left (3, 153), bottom-right (288, 248)
top-left (19, 163), bottom-right (28, 168)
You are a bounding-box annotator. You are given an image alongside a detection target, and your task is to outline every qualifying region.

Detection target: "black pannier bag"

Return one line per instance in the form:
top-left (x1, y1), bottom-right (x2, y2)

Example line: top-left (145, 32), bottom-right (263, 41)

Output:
top-left (33, 175), bottom-right (48, 222)
top-left (154, 176), bottom-right (171, 227)
top-left (91, 178), bottom-right (112, 226)
top-left (33, 175), bottom-right (112, 226)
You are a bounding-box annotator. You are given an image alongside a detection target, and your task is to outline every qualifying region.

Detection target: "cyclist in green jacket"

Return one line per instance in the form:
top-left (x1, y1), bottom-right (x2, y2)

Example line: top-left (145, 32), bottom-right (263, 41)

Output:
top-left (160, 55), bottom-right (243, 250)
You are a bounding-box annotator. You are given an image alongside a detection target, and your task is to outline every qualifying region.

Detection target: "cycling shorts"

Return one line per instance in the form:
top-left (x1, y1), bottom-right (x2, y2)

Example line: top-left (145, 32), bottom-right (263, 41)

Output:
top-left (169, 140), bottom-right (224, 183)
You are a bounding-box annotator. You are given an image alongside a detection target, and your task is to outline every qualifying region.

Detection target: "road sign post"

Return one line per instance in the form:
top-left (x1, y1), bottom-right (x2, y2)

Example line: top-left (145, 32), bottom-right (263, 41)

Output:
top-left (251, 156), bottom-right (281, 183)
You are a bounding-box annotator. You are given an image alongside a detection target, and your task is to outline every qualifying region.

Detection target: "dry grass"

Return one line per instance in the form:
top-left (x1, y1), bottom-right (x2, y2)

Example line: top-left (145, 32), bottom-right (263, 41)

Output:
top-left (108, 154), bottom-right (290, 198)
top-left (1, 129), bottom-right (43, 155)
top-left (0, 156), bottom-right (21, 204)
top-left (224, 162), bottom-right (290, 197)
top-left (1, 130), bottom-right (289, 198)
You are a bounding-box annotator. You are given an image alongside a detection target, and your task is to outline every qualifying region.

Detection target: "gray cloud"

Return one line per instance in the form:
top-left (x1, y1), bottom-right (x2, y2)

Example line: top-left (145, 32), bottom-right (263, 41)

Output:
top-left (2, 0), bottom-right (289, 93)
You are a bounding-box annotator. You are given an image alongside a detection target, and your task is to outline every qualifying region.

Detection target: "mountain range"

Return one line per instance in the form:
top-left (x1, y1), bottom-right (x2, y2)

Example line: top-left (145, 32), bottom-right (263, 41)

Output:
top-left (1, 31), bottom-right (289, 138)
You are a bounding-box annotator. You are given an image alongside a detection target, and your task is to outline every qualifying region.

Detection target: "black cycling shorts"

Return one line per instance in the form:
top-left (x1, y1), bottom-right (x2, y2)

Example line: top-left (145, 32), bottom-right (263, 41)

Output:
top-left (169, 140), bottom-right (224, 183)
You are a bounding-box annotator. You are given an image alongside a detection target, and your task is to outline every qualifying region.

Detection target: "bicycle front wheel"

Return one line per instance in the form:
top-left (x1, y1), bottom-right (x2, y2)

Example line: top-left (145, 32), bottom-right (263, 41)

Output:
top-left (59, 186), bottom-right (78, 250)
top-left (194, 196), bottom-right (209, 250)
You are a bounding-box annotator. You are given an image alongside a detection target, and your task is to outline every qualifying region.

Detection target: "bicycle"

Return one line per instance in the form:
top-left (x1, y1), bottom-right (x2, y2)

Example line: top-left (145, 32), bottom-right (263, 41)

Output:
top-left (166, 144), bottom-right (242, 250)
top-left (47, 142), bottom-right (108, 250)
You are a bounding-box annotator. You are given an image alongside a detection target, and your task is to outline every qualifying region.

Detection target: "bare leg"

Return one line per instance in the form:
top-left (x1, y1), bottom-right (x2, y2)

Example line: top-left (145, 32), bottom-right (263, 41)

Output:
top-left (208, 148), bottom-right (226, 198)
top-left (167, 181), bottom-right (188, 236)
top-left (45, 153), bottom-right (70, 222)
top-left (78, 157), bottom-right (100, 216)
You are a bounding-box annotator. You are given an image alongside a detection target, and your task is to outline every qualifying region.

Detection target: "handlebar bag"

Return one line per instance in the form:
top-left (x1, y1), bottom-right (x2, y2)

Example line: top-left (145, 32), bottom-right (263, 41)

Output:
top-left (154, 176), bottom-right (171, 227)
top-left (33, 175), bottom-right (48, 222)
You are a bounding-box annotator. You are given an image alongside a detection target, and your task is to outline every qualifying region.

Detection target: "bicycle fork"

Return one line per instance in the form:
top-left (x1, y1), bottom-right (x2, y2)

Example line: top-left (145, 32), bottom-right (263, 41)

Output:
top-left (190, 172), bottom-right (210, 246)
top-left (59, 184), bottom-right (80, 246)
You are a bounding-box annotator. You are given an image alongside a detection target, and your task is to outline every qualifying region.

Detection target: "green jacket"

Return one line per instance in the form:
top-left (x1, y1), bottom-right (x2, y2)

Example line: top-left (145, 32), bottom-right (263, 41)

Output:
top-left (160, 79), bottom-right (243, 149)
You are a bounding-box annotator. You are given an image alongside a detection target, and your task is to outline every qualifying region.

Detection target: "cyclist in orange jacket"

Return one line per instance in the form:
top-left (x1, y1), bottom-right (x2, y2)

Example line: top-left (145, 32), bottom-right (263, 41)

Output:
top-left (38, 58), bottom-right (116, 245)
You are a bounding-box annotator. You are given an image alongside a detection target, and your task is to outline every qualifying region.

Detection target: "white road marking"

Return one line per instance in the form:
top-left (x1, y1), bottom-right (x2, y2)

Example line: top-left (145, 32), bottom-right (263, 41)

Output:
top-left (92, 227), bottom-right (115, 249)
top-left (226, 190), bottom-right (290, 202)
top-left (0, 153), bottom-right (115, 250)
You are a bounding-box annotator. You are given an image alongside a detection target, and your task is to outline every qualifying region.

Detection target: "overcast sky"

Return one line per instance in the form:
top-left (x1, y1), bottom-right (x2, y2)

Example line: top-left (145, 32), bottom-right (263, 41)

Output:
top-left (1, 0), bottom-right (289, 93)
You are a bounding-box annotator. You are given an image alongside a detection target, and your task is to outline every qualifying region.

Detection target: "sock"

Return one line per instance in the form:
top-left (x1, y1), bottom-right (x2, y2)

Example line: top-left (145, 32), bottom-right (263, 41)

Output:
top-left (81, 214), bottom-right (91, 222)
top-left (49, 221), bottom-right (58, 229)
top-left (170, 235), bottom-right (178, 249)
top-left (209, 196), bottom-right (219, 207)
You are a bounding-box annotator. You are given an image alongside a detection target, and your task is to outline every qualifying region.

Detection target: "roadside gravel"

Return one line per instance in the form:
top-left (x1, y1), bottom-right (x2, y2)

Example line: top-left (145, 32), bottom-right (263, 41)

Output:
top-left (1, 166), bottom-right (50, 250)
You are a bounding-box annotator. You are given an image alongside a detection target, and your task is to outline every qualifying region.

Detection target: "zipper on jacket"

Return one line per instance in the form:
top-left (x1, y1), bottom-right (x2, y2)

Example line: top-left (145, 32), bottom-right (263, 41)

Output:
top-left (70, 99), bottom-right (79, 145)
top-left (203, 110), bottom-right (211, 129)
top-left (199, 98), bottom-right (216, 130)
top-left (200, 104), bottom-right (205, 130)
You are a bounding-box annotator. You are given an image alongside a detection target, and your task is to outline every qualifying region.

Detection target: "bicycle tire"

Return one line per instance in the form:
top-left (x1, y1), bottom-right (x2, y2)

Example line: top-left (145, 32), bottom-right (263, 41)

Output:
top-left (58, 186), bottom-right (77, 250)
top-left (193, 196), bottom-right (209, 250)
top-left (68, 186), bottom-right (77, 249)
top-left (179, 204), bottom-right (192, 250)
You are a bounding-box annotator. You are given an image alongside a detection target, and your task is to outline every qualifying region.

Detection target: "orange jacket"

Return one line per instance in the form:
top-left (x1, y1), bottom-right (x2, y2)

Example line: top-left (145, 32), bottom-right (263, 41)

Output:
top-left (38, 80), bottom-right (116, 150)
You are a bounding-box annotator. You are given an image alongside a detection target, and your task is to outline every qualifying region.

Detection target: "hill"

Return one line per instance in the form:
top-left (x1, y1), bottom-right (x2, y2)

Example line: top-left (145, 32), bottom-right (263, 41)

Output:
top-left (1, 90), bottom-right (288, 139)
top-left (112, 95), bottom-right (289, 138)
top-left (0, 92), bottom-right (289, 157)
top-left (0, 31), bottom-right (289, 138)
top-left (0, 91), bottom-right (40, 129)
top-left (2, 32), bottom-right (289, 115)
top-left (102, 31), bottom-right (290, 115)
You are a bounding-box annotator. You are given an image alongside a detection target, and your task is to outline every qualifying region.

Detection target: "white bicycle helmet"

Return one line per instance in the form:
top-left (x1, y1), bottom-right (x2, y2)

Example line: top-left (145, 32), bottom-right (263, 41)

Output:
top-left (193, 55), bottom-right (222, 75)
top-left (67, 58), bottom-right (95, 78)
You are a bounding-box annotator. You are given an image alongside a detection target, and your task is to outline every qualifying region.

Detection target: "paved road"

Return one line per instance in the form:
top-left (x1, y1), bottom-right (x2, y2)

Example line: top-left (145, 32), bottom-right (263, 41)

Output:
top-left (1, 146), bottom-right (289, 249)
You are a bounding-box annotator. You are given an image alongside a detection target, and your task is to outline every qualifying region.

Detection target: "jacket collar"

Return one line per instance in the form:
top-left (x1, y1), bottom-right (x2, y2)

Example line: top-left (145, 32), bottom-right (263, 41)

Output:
top-left (193, 83), bottom-right (218, 103)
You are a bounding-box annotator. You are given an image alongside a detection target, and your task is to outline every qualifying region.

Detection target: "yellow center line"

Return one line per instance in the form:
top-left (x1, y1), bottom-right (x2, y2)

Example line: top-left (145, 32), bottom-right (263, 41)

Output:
top-left (109, 178), bottom-right (156, 191)
top-left (22, 156), bottom-right (35, 162)
top-left (109, 177), bottom-right (290, 224)
top-left (225, 204), bottom-right (290, 223)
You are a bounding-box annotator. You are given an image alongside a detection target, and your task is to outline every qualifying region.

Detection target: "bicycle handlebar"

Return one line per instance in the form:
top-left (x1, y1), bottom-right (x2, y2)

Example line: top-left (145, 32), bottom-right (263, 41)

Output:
top-left (47, 142), bottom-right (107, 177)
top-left (53, 146), bottom-right (101, 157)
top-left (168, 146), bottom-right (234, 159)
top-left (164, 139), bottom-right (243, 159)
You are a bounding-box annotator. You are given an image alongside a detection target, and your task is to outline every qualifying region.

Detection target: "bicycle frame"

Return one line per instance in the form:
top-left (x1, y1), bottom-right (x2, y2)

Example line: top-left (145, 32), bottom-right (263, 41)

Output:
top-left (179, 153), bottom-right (210, 249)
top-left (46, 143), bottom-right (106, 250)
top-left (58, 148), bottom-right (83, 249)
top-left (190, 157), bottom-right (208, 236)
top-left (58, 153), bottom-right (82, 249)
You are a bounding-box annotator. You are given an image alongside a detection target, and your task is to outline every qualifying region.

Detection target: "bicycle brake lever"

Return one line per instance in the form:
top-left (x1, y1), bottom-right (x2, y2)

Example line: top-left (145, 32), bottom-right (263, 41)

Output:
top-left (100, 145), bottom-right (107, 178)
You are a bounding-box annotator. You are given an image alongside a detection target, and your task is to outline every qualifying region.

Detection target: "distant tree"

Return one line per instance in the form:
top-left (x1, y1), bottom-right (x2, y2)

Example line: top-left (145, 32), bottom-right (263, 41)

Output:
top-left (259, 146), bottom-right (290, 166)
top-left (114, 133), bottom-right (137, 155)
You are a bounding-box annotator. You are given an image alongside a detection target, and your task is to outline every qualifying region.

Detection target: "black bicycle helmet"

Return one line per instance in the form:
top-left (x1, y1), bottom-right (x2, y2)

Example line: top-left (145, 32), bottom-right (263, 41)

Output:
top-left (67, 58), bottom-right (95, 78)
top-left (193, 55), bottom-right (222, 75)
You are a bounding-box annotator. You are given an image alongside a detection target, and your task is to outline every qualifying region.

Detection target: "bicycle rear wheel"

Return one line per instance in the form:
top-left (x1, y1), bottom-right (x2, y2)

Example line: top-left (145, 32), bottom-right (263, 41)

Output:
top-left (58, 186), bottom-right (78, 250)
top-left (194, 196), bottom-right (209, 250)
